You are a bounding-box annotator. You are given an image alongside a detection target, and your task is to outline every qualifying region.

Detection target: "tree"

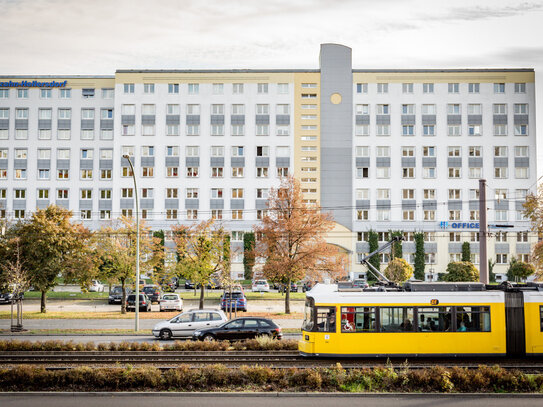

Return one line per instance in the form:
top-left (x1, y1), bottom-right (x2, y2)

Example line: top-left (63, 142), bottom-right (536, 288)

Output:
top-left (522, 189), bottom-right (543, 280)
top-left (413, 232), bottom-right (425, 280)
top-left (488, 259), bottom-right (496, 283)
top-left (95, 217), bottom-right (162, 313)
top-left (461, 242), bottom-right (471, 262)
top-left (0, 237), bottom-right (30, 330)
top-left (367, 230), bottom-right (380, 280)
top-left (443, 261), bottom-right (479, 282)
top-left (173, 220), bottom-right (230, 309)
top-left (243, 232), bottom-right (256, 280)
top-left (254, 176), bottom-right (346, 314)
top-left (384, 258), bottom-right (413, 284)
top-left (0, 206), bottom-right (93, 313)
top-left (507, 258), bottom-right (535, 282)
top-left (389, 230), bottom-right (403, 260)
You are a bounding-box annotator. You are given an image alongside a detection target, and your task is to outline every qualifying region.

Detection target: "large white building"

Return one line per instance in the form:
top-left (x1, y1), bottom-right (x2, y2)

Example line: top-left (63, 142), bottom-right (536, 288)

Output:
top-left (0, 44), bottom-right (537, 280)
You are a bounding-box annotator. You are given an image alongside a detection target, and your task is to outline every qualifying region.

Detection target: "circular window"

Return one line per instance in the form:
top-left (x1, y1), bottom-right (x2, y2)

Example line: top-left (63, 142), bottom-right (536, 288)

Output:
top-left (330, 93), bottom-right (342, 104)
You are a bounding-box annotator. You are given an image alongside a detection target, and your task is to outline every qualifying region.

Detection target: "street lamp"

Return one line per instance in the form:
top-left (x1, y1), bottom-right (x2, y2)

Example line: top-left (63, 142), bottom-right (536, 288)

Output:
top-left (123, 154), bottom-right (140, 332)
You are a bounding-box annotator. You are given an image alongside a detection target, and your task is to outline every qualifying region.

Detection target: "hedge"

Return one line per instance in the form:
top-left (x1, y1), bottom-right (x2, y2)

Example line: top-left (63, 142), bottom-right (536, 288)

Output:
top-left (1, 364), bottom-right (542, 392)
top-left (0, 339), bottom-right (298, 352)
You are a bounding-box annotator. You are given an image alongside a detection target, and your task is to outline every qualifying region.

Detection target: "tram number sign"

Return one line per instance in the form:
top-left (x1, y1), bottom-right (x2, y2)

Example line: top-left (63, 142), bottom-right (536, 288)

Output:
top-left (430, 299), bottom-right (439, 305)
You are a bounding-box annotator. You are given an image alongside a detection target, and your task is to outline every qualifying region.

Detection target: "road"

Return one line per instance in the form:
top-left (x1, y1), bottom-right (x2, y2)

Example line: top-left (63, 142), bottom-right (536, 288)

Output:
top-left (0, 394), bottom-right (541, 407)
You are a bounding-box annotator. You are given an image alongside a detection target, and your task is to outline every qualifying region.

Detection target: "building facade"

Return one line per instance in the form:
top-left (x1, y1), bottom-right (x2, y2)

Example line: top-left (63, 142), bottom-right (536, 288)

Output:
top-left (0, 44), bottom-right (537, 280)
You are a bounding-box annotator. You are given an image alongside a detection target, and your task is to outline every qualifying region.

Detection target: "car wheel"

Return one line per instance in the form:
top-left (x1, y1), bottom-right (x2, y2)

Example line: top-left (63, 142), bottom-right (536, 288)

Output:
top-left (159, 329), bottom-right (173, 340)
top-left (203, 334), bottom-right (215, 342)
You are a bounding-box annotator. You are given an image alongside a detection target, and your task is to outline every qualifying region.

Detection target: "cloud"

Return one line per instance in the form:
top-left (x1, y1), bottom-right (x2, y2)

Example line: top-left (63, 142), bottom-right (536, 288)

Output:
top-left (429, 1), bottom-right (543, 23)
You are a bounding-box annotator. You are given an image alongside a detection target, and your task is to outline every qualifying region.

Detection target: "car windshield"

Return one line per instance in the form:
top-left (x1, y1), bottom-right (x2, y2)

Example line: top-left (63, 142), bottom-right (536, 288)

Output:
top-left (111, 287), bottom-right (122, 294)
top-left (142, 287), bottom-right (155, 293)
top-left (255, 281), bottom-right (266, 285)
top-left (223, 292), bottom-right (243, 299)
top-left (163, 295), bottom-right (178, 300)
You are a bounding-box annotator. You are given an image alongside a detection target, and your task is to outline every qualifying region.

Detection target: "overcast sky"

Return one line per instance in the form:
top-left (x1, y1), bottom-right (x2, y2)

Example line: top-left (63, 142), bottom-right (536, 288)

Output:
top-left (1, 0), bottom-right (542, 173)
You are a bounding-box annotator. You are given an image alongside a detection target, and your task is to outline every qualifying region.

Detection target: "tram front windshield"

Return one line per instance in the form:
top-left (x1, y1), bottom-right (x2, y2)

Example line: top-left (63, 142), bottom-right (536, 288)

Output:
top-left (302, 299), bottom-right (314, 331)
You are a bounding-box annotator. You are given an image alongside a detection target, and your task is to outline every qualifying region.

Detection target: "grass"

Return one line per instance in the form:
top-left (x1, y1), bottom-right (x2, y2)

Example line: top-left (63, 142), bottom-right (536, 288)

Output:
top-left (23, 291), bottom-right (109, 299)
top-left (0, 311), bottom-right (303, 320)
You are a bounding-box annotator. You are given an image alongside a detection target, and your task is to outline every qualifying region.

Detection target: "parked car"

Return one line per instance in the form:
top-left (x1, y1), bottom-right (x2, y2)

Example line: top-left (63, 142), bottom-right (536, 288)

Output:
top-left (252, 279), bottom-right (270, 292)
top-left (152, 309), bottom-right (227, 340)
top-left (352, 279), bottom-right (369, 289)
top-left (88, 280), bottom-right (105, 292)
top-left (184, 280), bottom-right (195, 290)
top-left (302, 281), bottom-right (316, 292)
top-left (142, 285), bottom-right (162, 303)
top-left (0, 291), bottom-right (24, 304)
top-left (192, 317), bottom-right (282, 341)
top-left (279, 282), bottom-right (298, 293)
top-left (126, 294), bottom-right (152, 312)
top-left (159, 293), bottom-right (183, 312)
top-left (220, 291), bottom-right (247, 312)
top-left (108, 286), bottom-right (132, 304)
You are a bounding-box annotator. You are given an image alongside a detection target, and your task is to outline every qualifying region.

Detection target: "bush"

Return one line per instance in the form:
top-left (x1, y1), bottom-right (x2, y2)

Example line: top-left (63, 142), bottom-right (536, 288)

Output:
top-left (384, 258), bottom-right (413, 284)
top-left (443, 261), bottom-right (479, 282)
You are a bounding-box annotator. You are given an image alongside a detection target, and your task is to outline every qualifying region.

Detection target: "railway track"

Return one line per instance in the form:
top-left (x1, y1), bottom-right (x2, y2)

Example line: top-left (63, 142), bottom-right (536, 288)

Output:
top-left (1, 351), bottom-right (543, 372)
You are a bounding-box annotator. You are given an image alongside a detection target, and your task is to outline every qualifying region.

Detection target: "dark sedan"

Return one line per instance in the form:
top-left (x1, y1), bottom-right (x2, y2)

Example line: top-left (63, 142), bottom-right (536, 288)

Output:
top-left (142, 285), bottom-right (162, 303)
top-left (126, 294), bottom-right (152, 312)
top-left (192, 317), bottom-right (282, 341)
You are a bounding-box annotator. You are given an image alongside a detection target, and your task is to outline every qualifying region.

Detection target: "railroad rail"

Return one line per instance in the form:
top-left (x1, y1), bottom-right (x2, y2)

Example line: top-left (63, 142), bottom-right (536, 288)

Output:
top-left (1, 351), bottom-right (543, 373)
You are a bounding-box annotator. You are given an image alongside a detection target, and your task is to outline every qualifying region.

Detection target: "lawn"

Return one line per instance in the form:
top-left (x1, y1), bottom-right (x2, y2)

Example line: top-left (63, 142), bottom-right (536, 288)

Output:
top-left (0, 311), bottom-right (303, 320)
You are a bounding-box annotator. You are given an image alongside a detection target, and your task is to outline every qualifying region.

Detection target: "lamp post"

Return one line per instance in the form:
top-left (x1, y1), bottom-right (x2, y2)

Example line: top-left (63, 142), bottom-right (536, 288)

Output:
top-left (123, 154), bottom-right (140, 332)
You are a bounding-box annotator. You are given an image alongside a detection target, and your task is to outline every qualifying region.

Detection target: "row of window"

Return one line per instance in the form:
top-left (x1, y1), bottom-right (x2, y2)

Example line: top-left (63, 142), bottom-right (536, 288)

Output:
top-left (354, 188), bottom-right (528, 201)
top-left (123, 82), bottom-right (294, 95)
top-left (353, 208), bottom-right (525, 223)
top-left (0, 88), bottom-right (113, 99)
top-left (354, 124), bottom-right (528, 137)
top-left (355, 231), bottom-right (530, 243)
top-left (355, 167), bottom-right (530, 180)
top-left (355, 103), bottom-right (528, 115)
top-left (354, 251), bottom-right (528, 266)
top-left (355, 82), bottom-right (527, 94)
top-left (355, 145), bottom-right (528, 158)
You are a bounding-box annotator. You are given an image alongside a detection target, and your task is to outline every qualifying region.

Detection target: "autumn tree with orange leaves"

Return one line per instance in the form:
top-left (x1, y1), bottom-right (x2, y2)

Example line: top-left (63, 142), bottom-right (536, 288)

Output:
top-left (254, 176), bottom-right (347, 314)
top-left (523, 188), bottom-right (543, 280)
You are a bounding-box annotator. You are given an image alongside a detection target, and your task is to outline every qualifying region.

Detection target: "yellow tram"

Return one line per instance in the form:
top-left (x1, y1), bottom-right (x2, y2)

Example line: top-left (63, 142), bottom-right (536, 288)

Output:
top-left (299, 282), bottom-right (543, 357)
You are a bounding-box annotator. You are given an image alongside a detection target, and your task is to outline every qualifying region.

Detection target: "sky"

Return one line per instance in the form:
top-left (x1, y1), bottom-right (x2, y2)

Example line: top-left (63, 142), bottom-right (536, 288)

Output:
top-left (1, 0), bottom-right (542, 173)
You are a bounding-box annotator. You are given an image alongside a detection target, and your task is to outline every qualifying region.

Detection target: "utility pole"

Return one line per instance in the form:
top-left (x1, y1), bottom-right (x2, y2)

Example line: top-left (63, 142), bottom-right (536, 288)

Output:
top-left (479, 179), bottom-right (488, 284)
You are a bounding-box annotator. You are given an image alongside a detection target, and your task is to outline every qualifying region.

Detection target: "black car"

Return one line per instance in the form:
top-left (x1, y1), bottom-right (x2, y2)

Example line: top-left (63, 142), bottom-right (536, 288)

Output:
top-left (0, 292), bottom-right (24, 304)
top-left (192, 317), bottom-right (282, 341)
top-left (142, 285), bottom-right (162, 303)
top-left (126, 294), bottom-right (152, 312)
top-left (279, 282), bottom-right (298, 293)
top-left (185, 280), bottom-right (195, 290)
top-left (108, 286), bottom-right (132, 304)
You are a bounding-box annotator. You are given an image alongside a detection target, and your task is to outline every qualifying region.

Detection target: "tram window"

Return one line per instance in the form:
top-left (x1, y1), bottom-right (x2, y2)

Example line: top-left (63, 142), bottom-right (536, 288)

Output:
top-left (540, 306), bottom-right (543, 332)
top-left (417, 307), bottom-right (452, 332)
top-left (341, 307), bottom-right (376, 332)
top-left (380, 307), bottom-right (415, 332)
top-left (302, 300), bottom-right (314, 331)
top-left (455, 306), bottom-right (491, 332)
top-left (316, 307), bottom-right (336, 332)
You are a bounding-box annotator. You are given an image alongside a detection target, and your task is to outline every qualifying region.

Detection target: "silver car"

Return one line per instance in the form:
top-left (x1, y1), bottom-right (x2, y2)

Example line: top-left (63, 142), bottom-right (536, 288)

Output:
top-left (152, 309), bottom-right (228, 340)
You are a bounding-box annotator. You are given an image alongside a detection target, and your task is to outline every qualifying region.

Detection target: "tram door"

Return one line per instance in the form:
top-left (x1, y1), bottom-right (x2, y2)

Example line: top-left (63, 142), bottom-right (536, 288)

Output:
top-left (505, 291), bottom-right (526, 357)
top-left (315, 306), bottom-right (336, 353)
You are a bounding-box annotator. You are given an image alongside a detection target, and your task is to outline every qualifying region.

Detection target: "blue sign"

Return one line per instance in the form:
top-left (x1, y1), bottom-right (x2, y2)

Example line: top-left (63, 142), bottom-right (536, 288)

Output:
top-left (440, 221), bottom-right (480, 229)
top-left (0, 80), bottom-right (67, 88)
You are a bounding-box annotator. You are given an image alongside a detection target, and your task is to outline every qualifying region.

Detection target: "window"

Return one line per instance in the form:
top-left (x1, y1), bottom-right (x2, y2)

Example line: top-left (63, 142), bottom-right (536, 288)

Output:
top-left (448, 83), bottom-right (459, 93)
top-left (14, 210), bottom-right (25, 219)
top-left (232, 188), bottom-right (243, 199)
top-left (424, 189), bottom-right (435, 200)
top-left (277, 167), bottom-right (289, 177)
top-left (80, 189), bottom-right (92, 200)
top-left (38, 169), bottom-right (50, 179)
top-left (376, 167), bottom-right (390, 178)
top-left (424, 210), bottom-right (435, 221)
top-left (257, 83), bottom-right (268, 94)
top-left (377, 83), bottom-right (388, 93)
top-left (376, 104), bottom-right (389, 115)
top-left (185, 188), bottom-right (198, 199)
top-left (231, 167), bottom-right (244, 177)
top-left (231, 125), bottom-right (244, 136)
top-left (355, 124), bottom-right (369, 136)
top-left (514, 104), bottom-right (528, 115)
top-left (357, 210), bottom-right (369, 220)
top-left (467, 104), bottom-right (482, 115)
top-left (277, 83), bottom-right (288, 94)
top-left (187, 104), bottom-right (201, 115)
top-left (494, 124), bottom-right (507, 136)
top-left (142, 167), bottom-right (154, 177)
top-left (57, 169), bottom-right (68, 179)
top-left (212, 167), bottom-right (223, 178)
top-left (186, 124), bottom-right (199, 136)
top-left (141, 188), bottom-right (153, 199)
top-left (0, 89), bottom-right (8, 98)
top-left (515, 83), bottom-right (526, 93)
top-left (448, 168), bottom-right (461, 178)
top-left (448, 147), bottom-right (461, 157)
top-left (101, 88), bottom-right (113, 99)
top-left (402, 167), bottom-right (414, 178)
top-left (166, 167), bottom-right (178, 177)
top-left (16, 148), bottom-right (28, 159)
top-left (15, 129), bottom-right (28, 140)
top-left (468, 83), bottom-right (480, 93)
top-left (356, 104), bottom-right (369, 115)
top-left (449, 210), bottom-right (461, 220)
top-left (516, 168), bottom-right (528, 179)
top-left (123, 83), bottom-right (134, 94)
top-left (468, 146), bottom-right (481, 157)
top-left (423, 83), bottom-right (434, 93)
top-left (469, 167), bottom-right (482, 178)
top-left (166, 210), bottom-right (178, 220)
top-left (402, 83), bottom-right (413, 93)
top-left (80, 149), bottom-right (93, 159)
top-left (447, 104), bottom-right (460, 115)
top-left (168, 83), bottom-right (179, 94)
top-left (231, 210), bottom-right (243, 220)
top-left (80, 169), bottom-right (92, 179)
top-left (143, 83), bottom-right (155, 94)
top-left (422, 146), bottom-right (435, 157)
top-left (356, 167), bottom-right (369, 178)
top-left (186, 167), bottom-right (199, 177)
top-left (233, 83), bottom-right (244, 94)
top-left (493, 104), bottom-right (507, 114)
top-left (376, 125), bottom-right (390, 136)
top-left (187, 209), bottom-right (198, 220)
top-left (379, 307), bottom-right (415, 332)
top-left (341, 306), bottom-right (376, 332)
top-left (100, 189), bottom-right (112, 200)
top-left (276, 104), bottom-right (290, 115)
top-left (58, 108), bottom-right (71, 119)
top-left (423, 125), bottom-right (435, 136)
top-left (494, 83), bottom-right (505, 93)
top-left (17, 89), bottom-right (28, 99)
top-left (401, 104), bottom-right (415, 115)
top-left (37, 189), bottom-right (49, 199)
top-left (356, 83), bottom-right (368, 93)
top-left (186, 146), bottom-right (199, 157)
top-left (496, 253), bottom-right (508, 264)
top-left (101, 108), bottom-right (113, 119)
top-left (15, 108), bottom-right (28, 119)
top-left (188, 83), bottom-right (199, 95)
top-left (256, 124), bottom-right (269, 136)
top-left (448, 189), bottom-right (461, 200)
top-left (403, 210), bottom-right (415, 221)
top-left (402, 125), bottom-right (414, 136)
top-left (421, 104), bottom-right (436, 115)
top-left (83, 88), bottom-right (97, 99)
top-left (515, 125), bottom-right (528, 136)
